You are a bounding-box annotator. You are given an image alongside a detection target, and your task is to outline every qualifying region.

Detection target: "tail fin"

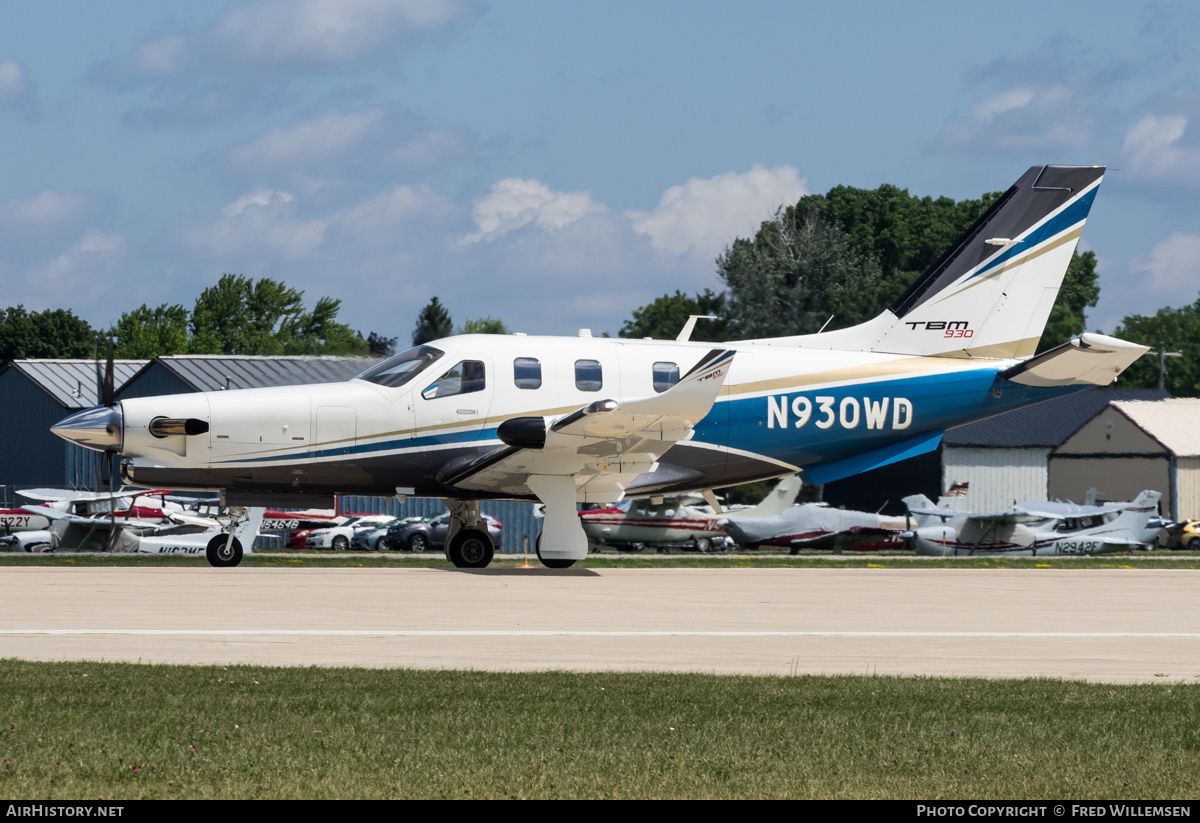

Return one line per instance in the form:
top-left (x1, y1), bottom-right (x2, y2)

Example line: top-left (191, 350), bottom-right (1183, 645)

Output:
top-left (1111, 490), bottom-right (1161, 531)
top-left (769, 165), bottom-right (1106, 359)
top-left (735, 474), bottom-right (802, 518)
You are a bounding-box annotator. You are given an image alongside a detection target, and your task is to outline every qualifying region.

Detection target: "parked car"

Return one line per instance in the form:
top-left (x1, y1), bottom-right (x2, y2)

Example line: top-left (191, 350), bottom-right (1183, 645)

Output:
top-left (305, 515), bottom-right (396, 550)
top-left (1166, 519), bottom-right (1200, 550)
top-left (384, 513), bottom-right (502, 553)
top-left (352, 516), bottom-right (425, 551)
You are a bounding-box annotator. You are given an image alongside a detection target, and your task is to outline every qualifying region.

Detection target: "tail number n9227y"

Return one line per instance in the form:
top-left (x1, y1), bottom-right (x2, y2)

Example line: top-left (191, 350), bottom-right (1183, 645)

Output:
top-left (767, 396), bottom-right (913, 431)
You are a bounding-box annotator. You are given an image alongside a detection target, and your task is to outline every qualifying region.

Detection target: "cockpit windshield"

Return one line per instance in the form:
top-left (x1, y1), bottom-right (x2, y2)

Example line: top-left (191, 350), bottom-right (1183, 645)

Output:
top-left (358, 345), bottom-right (444, 388)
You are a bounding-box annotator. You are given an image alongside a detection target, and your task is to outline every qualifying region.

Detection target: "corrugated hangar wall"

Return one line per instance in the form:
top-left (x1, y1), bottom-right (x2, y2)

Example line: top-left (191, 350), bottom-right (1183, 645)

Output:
top-left (338, 496), bottom-right (542, 554)
top-left (941, 446), bottom-right (1050, 511)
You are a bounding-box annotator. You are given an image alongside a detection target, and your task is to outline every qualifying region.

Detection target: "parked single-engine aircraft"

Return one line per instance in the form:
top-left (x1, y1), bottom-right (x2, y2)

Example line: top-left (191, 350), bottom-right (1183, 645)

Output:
top-left (902, 490), bottom-right (1161, 556)
top-left (52, 165), bottom-right (1149, 569)
top-left (580, 475), bottom-right (802, 551)
top-left (721, 502), bottom-right (903, 553)
top-left (21, 504), bottom-right (264, 567)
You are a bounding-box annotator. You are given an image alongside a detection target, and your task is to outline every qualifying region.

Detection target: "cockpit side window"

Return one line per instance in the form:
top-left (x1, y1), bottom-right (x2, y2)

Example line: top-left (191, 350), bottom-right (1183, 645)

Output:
top-left (652, 362), bottom-right (679, 393)
top-left (358, 345), bottom-right (444, 388)
top-left (422, 360), bottom-right (486, 400)
top-left (514, 357), bottom-right (541, 389)
top-left (575, 359), bottom-right (602, 391)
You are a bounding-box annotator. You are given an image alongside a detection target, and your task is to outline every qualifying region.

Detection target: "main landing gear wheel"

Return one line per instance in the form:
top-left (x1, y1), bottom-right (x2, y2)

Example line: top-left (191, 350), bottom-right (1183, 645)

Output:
top-left (447, 529), bottom-right (494, 569)
top-left (535, 533), bottom-right (577, 569)
top-left (206, 534), bottom-right (243, 567)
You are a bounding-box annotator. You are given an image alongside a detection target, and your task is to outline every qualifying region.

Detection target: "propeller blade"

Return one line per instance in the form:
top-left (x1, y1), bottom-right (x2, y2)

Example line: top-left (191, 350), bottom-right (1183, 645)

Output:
top-left (103, 336), bottom-right (115, 407)
top-left (93, 340), bottom-right (102, 406)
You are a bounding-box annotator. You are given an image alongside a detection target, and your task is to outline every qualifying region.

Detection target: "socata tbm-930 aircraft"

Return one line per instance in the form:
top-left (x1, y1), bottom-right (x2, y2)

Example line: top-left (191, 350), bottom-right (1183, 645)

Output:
top-left (53, 165), bottom-right (1149, 569)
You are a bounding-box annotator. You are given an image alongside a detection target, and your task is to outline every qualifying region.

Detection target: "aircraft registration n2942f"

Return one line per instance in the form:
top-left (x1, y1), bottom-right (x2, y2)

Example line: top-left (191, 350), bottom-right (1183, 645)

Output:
top-left (53, 165), bottom-right (1149, 569)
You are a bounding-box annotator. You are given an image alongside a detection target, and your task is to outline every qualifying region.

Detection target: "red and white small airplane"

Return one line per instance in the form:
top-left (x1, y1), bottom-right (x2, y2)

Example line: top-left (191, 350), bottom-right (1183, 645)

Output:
top-left (579, 476), bottom-right (802, 551)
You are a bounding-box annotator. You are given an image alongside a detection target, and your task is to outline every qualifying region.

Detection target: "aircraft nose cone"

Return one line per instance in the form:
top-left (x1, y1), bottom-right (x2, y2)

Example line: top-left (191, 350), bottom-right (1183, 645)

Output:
top-left (51, 404), bottom-right (123, 452)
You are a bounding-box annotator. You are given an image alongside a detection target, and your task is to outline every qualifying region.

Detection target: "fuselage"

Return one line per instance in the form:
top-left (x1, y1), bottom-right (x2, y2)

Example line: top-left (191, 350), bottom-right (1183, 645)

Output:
top-left (109, 333), bottom-right (1073, 502)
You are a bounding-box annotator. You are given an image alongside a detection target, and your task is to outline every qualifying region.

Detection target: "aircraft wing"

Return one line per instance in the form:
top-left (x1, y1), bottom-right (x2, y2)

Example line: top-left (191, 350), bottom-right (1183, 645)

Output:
top-left (1014, 501), bottom-right (1127, 518)
top-left (441, 349), bottom-right (735, 503)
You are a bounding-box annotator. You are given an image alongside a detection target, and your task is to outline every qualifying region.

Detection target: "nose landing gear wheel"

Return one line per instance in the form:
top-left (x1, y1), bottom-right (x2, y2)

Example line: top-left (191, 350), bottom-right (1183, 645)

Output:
top-left (447, 529), bottom-right (494, 568)
top-left (206, 535), bottom-right (243, 567)
top-left (535, 533), bottom-right (577, 569)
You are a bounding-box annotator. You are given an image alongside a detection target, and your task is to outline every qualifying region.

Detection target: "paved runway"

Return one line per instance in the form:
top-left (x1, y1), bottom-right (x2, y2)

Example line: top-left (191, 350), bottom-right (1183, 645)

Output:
top-left (1, 567), bottom-right (1197, 683)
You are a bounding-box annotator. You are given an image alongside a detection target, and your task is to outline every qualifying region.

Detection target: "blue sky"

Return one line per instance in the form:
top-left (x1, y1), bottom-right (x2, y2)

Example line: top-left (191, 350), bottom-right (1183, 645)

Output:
top-left (2, 0), bottom-right (1200, 341)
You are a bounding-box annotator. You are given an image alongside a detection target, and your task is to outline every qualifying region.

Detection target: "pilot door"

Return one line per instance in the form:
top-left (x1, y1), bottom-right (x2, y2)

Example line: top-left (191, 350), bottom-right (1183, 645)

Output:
top-left (412, 354), bottom-right (496, 447)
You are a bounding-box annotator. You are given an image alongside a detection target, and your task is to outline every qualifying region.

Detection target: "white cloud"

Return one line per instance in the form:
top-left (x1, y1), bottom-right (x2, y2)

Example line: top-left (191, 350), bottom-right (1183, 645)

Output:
top-left (1122, 114), bottom-right (1200, 185)
top-left (1132, 232), bottom-right (1200, 292)
top-left (0, 190), bottom-right (89, 225)
top-left (102, 0), bottom-right (481, 80)
top-left (936, 84), bottom-right (1093, 152)
top-left (22, 232), bottom-right (126, 308)
top-left (191, 189), bottom-right (324, 258)
top-left (463, 178), bottom-right (608, 243)
top-left (215, 0), bottom-right (472, 65)
top-left (626, 165), bottom-right (807, 258)
top-left (332, 184), bottom-right (455, 245)
top-left (0, 59), bottom-right (28, 100)
top-left (226, 109), bottom-right (386, 172)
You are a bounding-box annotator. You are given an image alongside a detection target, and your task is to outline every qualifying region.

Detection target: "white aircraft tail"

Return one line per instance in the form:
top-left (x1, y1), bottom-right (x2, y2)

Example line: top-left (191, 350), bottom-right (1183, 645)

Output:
top-left (1110, 490), bottom-right (1160, 534)
top-left (902, 494), bottom-right (941, 528)
top-left (762, 165), bottom-right (1107, 360)
top-left (735, 475), bottom-right (803, 518)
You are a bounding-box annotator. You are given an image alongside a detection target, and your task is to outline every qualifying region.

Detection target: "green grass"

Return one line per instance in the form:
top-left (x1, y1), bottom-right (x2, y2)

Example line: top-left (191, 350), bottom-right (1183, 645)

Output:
top-left (4, 551), bottom-right (1200, 569)
top-left (0, 661), bottom-right (1196, 799)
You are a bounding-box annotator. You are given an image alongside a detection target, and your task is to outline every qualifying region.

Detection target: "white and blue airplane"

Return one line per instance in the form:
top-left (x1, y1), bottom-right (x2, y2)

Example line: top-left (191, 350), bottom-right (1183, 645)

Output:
top-left (52, 165), bottom-right (1148, 569)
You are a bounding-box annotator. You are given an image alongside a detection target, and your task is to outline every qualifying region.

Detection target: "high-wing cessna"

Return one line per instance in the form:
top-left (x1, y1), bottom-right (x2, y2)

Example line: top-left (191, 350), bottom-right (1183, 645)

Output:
top-left (902, 490), bottom-right (1161, 556)
top-left (580, 475), bottom-right (802, 551)
top-left (52, 165), bottom-right (1148, 569)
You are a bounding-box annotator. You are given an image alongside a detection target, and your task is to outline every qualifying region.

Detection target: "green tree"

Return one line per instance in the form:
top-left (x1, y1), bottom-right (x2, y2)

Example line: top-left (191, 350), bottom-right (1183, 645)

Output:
top-left (188, 274), bottom-right (366, 356)
top-left (412, 297), bottom-right (453, 346)
top-left (112, 304), bottom-right (189, 359)
top-left (717, 207), bottom-right (883, 338)
top-left (457, 316), bottom-right (509, 335)
top-left (279, 296), bottom-right (368, 355)
top-left (1112, 297), bottom-right (1200, 396)
top-left (0, 305), bottom-right (96, 361)
top-left (366, 331), bottom-right (398, 358)
top-left (618, 289), bottom-right (729, 341)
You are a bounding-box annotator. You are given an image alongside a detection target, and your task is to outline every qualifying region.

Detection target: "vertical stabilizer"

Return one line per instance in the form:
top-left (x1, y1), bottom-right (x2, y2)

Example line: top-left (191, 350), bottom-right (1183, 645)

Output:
top-left (761, 165), bottom-right (1106, 360)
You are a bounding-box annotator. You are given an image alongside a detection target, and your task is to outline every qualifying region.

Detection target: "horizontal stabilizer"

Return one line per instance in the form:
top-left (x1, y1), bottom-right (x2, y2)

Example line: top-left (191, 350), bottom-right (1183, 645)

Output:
top-left (1000, 333), bottom-right (1149, 388)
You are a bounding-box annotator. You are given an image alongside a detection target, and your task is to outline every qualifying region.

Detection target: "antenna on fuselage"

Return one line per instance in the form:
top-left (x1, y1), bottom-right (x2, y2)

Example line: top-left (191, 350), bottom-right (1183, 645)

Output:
top-left (676, 315), bottom-right (717, 342)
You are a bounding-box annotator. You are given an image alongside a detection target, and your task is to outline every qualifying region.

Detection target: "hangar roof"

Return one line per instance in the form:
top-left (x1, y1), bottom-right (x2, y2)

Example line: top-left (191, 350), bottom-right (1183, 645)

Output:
top-left (1109, 399), bottom-right (1200, 457)
top-left (135, 354), bottom-right (383, 393)
top-left (943, 388), bottom-right (1170, 448)
top-left (1, 359), bottom-right (149, 409)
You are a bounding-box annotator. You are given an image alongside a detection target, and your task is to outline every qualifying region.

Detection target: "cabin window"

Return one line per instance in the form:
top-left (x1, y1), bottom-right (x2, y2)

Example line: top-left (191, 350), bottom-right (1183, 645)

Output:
top-left (514, 357), bottom-right (542, 389)
top-left (421, 360), bottom-right (486, 400)
top-left (652, 361), bottom-right (680, 393)
top-left (575, 359), bottom-right (603, 391)
top-left (358, 345), bottom-right (443, 388)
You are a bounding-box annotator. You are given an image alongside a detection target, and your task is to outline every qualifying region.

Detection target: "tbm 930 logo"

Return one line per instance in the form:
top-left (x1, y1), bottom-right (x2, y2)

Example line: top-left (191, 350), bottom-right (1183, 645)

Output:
top-left (767, 395), bottom-right (913, 430)
top-left (904, 320), bottom-right (973, 338)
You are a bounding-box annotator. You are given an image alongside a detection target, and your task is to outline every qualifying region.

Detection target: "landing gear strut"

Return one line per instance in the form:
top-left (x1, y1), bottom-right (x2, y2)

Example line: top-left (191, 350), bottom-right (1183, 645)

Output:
top-left (441, 499), bottom-right (495, 569)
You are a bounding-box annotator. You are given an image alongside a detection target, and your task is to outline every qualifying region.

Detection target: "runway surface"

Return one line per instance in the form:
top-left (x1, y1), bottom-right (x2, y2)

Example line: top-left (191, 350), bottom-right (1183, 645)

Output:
top-left (1, 567), bottom-right (1197, 683)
